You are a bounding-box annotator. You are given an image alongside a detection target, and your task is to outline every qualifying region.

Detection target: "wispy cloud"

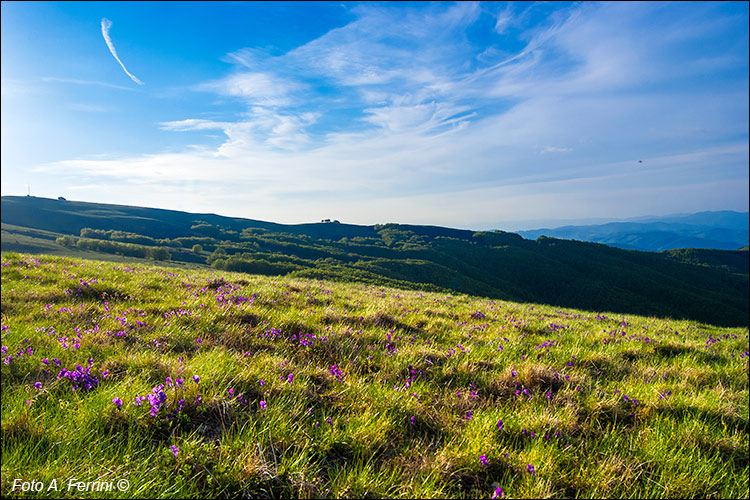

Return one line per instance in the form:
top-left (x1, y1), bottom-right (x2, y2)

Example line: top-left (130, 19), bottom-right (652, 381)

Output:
top-left (68, 103), bottom-right (113, 113)
top-left (38, 3), bottom-right (748, 226)
top-left (41, 76), bottom-right (136, 91)
top-left (100, 18), bottom-right (143, 85)
top-left (198, 72), bottom-right (299, 107)
top-left (541, 146), bottom-right (573, 154)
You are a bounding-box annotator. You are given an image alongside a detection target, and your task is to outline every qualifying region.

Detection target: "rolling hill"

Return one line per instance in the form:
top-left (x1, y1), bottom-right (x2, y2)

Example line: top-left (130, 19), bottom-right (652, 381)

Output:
top-left (1, 195), bottom-right (748, 327)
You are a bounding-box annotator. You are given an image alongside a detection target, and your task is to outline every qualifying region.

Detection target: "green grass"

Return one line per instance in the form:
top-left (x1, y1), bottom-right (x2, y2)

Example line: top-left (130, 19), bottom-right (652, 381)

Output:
top-left (1, 252), bottom-right (748, 498)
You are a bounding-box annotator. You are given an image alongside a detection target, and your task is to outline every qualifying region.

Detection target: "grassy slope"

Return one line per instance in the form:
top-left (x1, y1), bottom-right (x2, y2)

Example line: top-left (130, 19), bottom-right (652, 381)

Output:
top-left (1, 225), bottom-right (206, 271)
top-left (1, 252), bottom-right (748, 499)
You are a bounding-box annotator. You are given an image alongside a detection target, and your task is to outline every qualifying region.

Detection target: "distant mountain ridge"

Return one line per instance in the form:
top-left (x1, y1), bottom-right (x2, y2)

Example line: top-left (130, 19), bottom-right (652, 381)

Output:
top-left (516, 211), bottom-right (749, 252)
top-left (2, 196), bottom-right (748, 326)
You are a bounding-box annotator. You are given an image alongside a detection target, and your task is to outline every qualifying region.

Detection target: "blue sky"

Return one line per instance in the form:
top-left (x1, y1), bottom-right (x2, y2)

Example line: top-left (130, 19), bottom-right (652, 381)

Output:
top-left (1, 1), bottom-right (748, 230)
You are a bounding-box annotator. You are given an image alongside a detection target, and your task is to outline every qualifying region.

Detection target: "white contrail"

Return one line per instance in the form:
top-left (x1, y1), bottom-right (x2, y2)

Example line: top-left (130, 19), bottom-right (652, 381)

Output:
top-left (101, 18), bottom-right (143, 85)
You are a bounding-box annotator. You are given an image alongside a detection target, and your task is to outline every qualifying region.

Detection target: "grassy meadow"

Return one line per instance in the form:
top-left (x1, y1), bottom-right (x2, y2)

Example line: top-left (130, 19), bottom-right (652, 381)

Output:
top-left (1, 252), bottom-right (748, 498)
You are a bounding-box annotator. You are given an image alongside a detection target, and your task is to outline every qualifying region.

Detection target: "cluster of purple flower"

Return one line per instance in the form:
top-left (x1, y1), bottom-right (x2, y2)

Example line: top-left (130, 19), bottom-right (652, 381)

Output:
top-left (469, 383), bottom-right (479, 401)
top-left (535, 339), bottom-right (558, 352)
top-left (329, 364), bottom-right (345, 383)
top-left (704, 331), bottom-right (738, 349)
top-left (513, 382), bottom-right (533, 402)
top-left (164, 308), bottom-right (192, 319)
top-left (3, 345), bottom-right (30, 365)
top-left (613, 390), bottom-right (639, 406)
top-left (470, 310), bottom-right (486, 320)
top-left (294, 332), bottom-right (327, 347)
top-left (215, 289), bottom-right (256, 306)
top-left (55, 335), bottom-right (81, 350)
top-left (57, 364), bottom-right (100, 391)
top-left (145, 385), bottom-right (169, 416)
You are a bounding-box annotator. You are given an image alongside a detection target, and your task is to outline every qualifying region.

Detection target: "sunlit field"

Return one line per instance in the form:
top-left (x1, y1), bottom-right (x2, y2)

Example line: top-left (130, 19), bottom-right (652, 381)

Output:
top-left (2, 252), bottom-right (747, 498)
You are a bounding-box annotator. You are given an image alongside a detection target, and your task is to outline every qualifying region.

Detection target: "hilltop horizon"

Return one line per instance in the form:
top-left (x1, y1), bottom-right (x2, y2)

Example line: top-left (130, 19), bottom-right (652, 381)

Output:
top-left (3, 194), bottom-right (747, 235)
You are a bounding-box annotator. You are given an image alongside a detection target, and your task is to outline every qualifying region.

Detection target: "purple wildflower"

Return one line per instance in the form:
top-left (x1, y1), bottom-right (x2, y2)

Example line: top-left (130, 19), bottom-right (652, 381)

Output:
top-left (480, 455), bottom-right (488, 466)
top-left (497, 419), bottom-right (504, 431)
top-left (57, 365), bottom-right (100, 392)
top-left (169, 445), bottom-right (179, 457)
top-left (527, 464), bottom-right (535, 474)
top-left (112, 397), bottom-right (123, 410)
top-left (492, 486), bottom-right (504, 499)
top-left (260, 400), bottom-right (266, 411)
top-left (34, 382), bottom-right (42, 390)
top-left (330, 364), bottom-right (345, 382)
top-left (193, 375), bottom-right (200, 384)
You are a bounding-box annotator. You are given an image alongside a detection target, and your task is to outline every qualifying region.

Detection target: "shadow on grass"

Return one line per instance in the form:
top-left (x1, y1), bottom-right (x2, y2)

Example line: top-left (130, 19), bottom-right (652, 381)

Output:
top-left (653, 342), bottom-right (725, 364)
top-left (321, 310), bottom-right (425, 336)
top-left (655, 404), bottom-right (748, 441)
top-left (444, 459), bottom-right (515, 498)
top-left (2, 415), bottom-right (53, 450)
top-left (620, 343), bottom-right (725, 366)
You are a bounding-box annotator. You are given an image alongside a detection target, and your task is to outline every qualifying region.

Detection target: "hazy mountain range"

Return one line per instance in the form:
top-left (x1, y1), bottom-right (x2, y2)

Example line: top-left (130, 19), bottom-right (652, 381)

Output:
top-left (516, 211), bottom-right (749, 252)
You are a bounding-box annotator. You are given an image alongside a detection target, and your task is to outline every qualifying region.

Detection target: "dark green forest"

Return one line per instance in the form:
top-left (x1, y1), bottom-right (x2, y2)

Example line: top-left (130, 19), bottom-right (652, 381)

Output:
top-left (2, 195), bottom-right (747, 326)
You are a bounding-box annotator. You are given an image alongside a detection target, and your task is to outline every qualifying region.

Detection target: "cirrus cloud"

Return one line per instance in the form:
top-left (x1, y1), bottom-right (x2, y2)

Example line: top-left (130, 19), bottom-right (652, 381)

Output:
top-left (101, 18), bottom-right (143, 85)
